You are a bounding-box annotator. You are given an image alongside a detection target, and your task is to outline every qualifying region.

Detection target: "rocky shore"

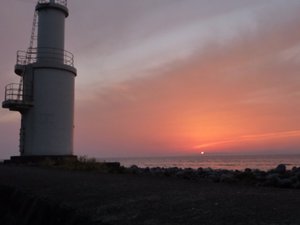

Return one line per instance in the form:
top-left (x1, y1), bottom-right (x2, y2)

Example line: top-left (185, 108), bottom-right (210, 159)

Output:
top-left (127, 164), bottom-right (300, 189)
top-left (1, 163), bottom-right (300, 225)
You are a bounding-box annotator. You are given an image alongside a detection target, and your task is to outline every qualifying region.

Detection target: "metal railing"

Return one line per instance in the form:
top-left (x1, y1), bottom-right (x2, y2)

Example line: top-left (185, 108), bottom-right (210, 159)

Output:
top-left (4, 83), bottom-right (31, 102)
top-left (16, 47), bottom-right (74, 67)
top-left (38, 0), bottom-right (67, 7)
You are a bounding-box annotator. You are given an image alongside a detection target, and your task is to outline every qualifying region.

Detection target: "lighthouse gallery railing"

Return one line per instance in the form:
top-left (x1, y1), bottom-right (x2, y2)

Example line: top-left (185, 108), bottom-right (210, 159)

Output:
top-left (3, 83), bottom-right (32, 103)
top-left (38, 0), bottom-right (67, 7)
top-left (16, 47), bottom-right (74, 67)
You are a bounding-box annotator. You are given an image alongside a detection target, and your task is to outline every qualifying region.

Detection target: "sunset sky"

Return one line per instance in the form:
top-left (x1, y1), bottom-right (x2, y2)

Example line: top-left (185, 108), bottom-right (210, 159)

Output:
top-left (0, 0), bottom-right (300, 158)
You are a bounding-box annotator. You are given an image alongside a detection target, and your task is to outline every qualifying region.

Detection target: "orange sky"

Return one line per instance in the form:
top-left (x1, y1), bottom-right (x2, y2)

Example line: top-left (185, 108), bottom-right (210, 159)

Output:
top-left (0, 0), bottom-right (300, 158)
top-left (74, 2), bottom-right (300, 157)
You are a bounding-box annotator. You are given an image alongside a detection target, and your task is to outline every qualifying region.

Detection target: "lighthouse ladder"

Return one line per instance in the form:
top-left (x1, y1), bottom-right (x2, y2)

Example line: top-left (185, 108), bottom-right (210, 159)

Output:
top-left (17, 10), bottom-right (38, 101)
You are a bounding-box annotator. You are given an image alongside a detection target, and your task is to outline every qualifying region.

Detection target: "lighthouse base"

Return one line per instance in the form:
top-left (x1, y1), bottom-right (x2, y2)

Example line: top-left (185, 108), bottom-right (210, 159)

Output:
top-left (3, 155), bottom-right (78, 165)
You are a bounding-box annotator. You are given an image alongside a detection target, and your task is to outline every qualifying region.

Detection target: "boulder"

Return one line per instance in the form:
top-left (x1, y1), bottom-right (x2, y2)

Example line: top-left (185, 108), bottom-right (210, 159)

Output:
top-left (274, 164), bottom-right (286, 174)
top-left (244, 168), bottom-right (252, 173)
top-left (128, 165), bottom-right (141, 174)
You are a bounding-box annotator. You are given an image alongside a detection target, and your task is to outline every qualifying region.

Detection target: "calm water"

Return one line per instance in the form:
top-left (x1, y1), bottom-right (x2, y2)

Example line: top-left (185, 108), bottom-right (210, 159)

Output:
top-left (101, 154), bottom-right (300, 171)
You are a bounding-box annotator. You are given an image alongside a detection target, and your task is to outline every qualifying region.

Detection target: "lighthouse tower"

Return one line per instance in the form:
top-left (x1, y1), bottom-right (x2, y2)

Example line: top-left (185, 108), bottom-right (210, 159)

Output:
top-left (2, 0), bottom-right (77, 162)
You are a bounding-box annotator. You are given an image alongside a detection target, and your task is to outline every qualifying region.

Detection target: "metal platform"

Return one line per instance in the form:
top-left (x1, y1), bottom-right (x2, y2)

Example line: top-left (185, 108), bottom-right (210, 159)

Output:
top-left (2, 100), bottom-right (33, 111)
top-left (4, 155), bottom-right (78, 165)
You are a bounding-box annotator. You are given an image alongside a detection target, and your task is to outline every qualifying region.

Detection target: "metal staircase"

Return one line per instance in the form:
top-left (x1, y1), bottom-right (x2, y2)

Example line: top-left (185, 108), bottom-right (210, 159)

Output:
top-left (2, 7), bottom-right (38, 111)
top-left (2, 3), bottom-right (39, 154)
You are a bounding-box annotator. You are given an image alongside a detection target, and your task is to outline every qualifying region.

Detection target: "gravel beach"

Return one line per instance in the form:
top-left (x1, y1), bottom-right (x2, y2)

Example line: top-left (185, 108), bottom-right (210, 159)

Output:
top-left (0, 164), bottom-right (300, 225)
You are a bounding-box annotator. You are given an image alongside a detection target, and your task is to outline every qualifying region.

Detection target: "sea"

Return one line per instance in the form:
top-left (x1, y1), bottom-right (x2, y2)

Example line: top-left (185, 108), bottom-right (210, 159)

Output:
top-left (101, 154), bottom-right (300, 171)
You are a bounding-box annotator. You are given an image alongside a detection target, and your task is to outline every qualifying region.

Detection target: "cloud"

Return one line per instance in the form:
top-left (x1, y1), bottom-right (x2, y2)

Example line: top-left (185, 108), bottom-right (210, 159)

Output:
top-left (194, 130), bottom-right (300, 149)
top-left (75, 2), bottom-right (300, 156)
top-left (1, 0), bottom-right (300, 158)
top-left (70, 0), bottom-right (271, 86)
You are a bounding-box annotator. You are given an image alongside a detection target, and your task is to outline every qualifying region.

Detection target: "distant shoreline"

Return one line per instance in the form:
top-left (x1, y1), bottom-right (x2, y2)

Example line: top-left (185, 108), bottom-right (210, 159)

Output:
top-left (98, 153), bottom-right (300, 171)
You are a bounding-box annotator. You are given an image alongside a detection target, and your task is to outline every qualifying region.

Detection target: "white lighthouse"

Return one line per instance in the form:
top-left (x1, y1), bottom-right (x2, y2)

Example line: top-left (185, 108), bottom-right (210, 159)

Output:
top-left (2, 0), bottom-right (77, 162)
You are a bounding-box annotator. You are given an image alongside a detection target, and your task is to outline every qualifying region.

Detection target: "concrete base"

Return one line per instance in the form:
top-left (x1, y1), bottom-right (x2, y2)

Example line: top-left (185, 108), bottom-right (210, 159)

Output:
top-left (4, 155), bottom-right (78, 165)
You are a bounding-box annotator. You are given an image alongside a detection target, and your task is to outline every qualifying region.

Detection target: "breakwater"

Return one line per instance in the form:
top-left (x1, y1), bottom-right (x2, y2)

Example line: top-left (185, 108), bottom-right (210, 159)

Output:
top-left (127, 164), bottom-right (300, 188)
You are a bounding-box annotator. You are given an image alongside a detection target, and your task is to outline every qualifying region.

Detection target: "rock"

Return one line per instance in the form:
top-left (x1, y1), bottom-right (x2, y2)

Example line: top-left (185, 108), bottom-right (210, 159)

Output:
top-left (264, 173), bottom-right (280, 187)
top-left (236, 171), bottom-right (256, 181)
top-left (143, 167), bottom-right (150, 174)
top-left (290, 175), bottom-right (298, 183)
top-left (254, 170), bottom-right (267, 182)
top-left (150, 167), bottom-right (163, 176)
top-left (196, 168), bottom-right (205, 177)
top-left (178, 168), bottom-right (196, 180)
top-left (244, 168), bottom-right (252, 173)
top-left (291, 171), bottom-right (300, 180)
top-left (165, 167), bottom-right (180, 176)
top-left (292, 167), bottom-right (300, 173)
top-left (128, 165), bottom-right (141, 174)
top-left (203, 168), bottom-right (213, 173)
top-left (208, 173), bottom-right (220, 183)
top-left (175, 170), bottom-right (185, 178)
top-left (220, 173), bottom-right (236, 183)
top-left (293, 182), bottom-right (300, 189)
top-left (278, 178), bottom-right (293, 188)
top-left (274, 164), bottom-right (286, 174)
top-left (124, 164), bottom-right (300, 189)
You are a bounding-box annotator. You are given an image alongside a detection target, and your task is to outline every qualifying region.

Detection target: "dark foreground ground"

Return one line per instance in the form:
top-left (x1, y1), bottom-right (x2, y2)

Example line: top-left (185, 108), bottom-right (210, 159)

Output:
top-left (0, 164), bottom-right (300, 225)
